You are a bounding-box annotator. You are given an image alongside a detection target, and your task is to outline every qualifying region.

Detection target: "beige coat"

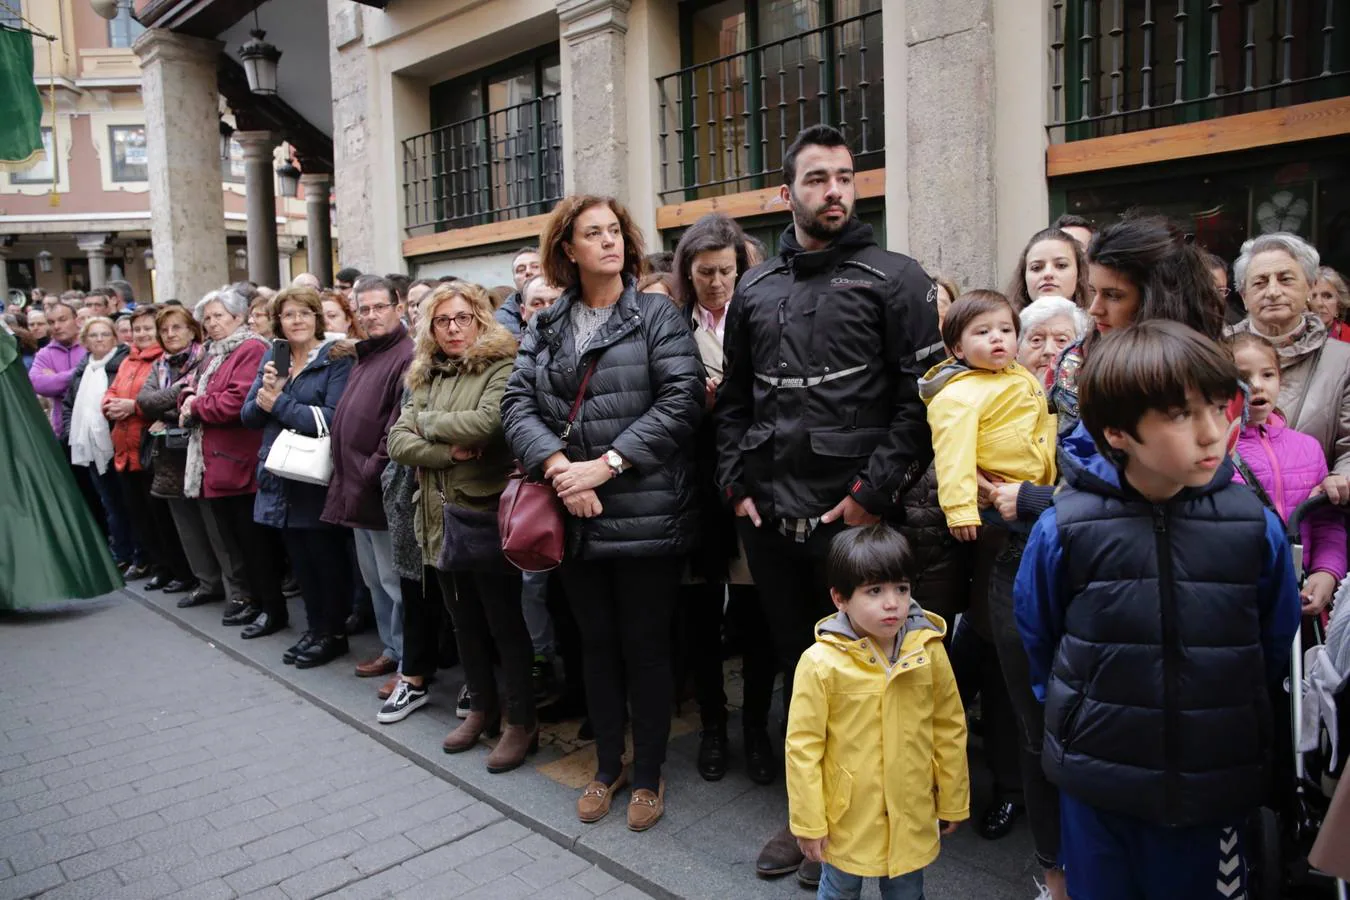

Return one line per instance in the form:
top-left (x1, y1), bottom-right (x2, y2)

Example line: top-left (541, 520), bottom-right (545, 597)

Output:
top-left (1231, 313), bottom-right (1350, 477)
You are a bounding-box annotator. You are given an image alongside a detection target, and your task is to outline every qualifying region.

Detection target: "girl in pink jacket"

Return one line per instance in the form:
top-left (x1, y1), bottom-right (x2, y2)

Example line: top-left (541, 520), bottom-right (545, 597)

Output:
top-left (1232, 332), bottom-right (1346, 616)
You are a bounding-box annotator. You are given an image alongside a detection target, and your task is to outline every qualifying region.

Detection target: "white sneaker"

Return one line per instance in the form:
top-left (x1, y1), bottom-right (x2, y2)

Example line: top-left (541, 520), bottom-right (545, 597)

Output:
top-left (1031, 879), bottom-right (1053, 900)
top-left (377, 680), bottom-right (428, 724)
top-left (455, 683), bottom-right (471, 719)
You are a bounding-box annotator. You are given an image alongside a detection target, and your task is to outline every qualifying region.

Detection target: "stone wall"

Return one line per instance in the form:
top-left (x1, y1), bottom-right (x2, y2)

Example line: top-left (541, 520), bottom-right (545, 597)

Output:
top-left (328, 0), bottom-right (374, 272)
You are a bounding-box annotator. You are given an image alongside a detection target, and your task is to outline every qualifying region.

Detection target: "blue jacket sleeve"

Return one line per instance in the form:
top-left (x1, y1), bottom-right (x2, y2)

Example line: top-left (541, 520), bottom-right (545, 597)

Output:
top-left (239, 349), bottom-right (269, 430)
top-left (1015, 507), bottom-right (1065, 703)
top-left (1258, 508), bottom-right (1302, 682)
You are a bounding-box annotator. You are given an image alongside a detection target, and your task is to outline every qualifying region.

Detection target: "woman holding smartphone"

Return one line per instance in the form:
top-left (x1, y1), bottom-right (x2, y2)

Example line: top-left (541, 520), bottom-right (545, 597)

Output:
top-left (242, 286), bottom-right (356, 667)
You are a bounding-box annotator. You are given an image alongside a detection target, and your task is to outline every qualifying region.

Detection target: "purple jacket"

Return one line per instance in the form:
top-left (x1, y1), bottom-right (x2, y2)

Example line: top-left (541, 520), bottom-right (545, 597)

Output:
top-left (29, 340), bottom-right (87, 436)
top-left (320, 325), bottom-right (413, 530)
top-left (1234, 413), bottom-right (1347, 581)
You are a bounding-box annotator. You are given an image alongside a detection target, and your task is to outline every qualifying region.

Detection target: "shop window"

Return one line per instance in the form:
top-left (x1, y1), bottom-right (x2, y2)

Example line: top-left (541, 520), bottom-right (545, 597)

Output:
top-left (109, 125), bottom-right (147, 182)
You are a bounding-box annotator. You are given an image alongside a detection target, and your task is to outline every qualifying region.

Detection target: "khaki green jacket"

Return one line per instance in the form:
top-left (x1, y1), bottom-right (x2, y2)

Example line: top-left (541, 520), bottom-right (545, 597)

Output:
top-left (386, 325), bottom-right (517, 567)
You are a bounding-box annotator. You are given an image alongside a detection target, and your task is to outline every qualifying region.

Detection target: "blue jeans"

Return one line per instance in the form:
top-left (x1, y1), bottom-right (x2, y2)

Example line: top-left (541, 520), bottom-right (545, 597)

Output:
top-left (818, 864), bottom-right (924, 900)
top-left (353, 528), bottom-right (404, 662)
top-left (88, 464), bottom-right (141, 565)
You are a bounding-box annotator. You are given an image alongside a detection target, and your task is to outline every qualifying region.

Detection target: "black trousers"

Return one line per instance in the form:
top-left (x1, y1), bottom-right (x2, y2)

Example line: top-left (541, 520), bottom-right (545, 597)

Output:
top-left (736, 518), bottom-right (844, 717)
top-left (204, 494), bottom-right (285, 617)
top-left (948, 614), bottom-right (1024, 798)
top-left (560, 555), bottom-right (682, 791)
top-left (986, 532), bottom-right (1061, 869)
top-left (64, 444), bottom-right (108, 538)
top-left (283, 525), bottom-right (353, 635)
top-left (680, 583), bottom-right (775, 732)
top-left (403, 568), bottom-right (453, 679)
top-left (119, 469), bottom-right (190, 580)
top-left (433, 567), bottom-right (534, 729)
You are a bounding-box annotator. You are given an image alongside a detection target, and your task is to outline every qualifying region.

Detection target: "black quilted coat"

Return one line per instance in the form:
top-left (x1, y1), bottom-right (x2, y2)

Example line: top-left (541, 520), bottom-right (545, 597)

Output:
top-left (501, 277), bottom-right (704, 560)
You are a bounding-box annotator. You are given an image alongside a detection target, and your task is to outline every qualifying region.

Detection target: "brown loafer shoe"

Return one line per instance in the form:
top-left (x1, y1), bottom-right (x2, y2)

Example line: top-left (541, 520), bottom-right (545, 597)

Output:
top-left (376, 675), bottom-right (399, 700)
top-left (577, 769), bottom-right (629, 823)
top-left (755, 825), bottom-right (805, 877)
top-left (356, 655), bottom-right (398, 678)
top-left (627, 779), bottom-right (665, 832)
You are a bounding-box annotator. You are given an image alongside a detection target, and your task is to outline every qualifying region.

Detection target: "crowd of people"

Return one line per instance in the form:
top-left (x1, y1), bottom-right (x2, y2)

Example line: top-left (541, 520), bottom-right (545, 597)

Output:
top-left (7, 123), bottom-right (1350, 900)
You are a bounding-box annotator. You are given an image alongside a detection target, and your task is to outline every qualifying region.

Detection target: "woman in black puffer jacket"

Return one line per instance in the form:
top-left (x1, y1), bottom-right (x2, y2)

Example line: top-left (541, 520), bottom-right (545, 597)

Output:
top-left (502, 195), bottom-right (703, 833)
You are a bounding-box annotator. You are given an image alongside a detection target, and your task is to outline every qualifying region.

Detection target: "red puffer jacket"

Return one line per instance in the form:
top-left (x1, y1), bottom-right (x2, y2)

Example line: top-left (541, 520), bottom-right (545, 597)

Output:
top-left (105, 342), bottom-right (163, 472)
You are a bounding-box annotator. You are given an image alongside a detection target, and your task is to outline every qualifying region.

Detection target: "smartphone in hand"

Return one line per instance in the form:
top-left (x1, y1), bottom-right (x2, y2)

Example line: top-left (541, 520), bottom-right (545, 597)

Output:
top-left (271, 338), bottom-right (291, 380)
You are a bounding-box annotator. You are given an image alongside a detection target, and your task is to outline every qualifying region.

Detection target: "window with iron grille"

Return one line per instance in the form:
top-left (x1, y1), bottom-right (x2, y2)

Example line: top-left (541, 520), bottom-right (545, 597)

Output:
top-left (655, 0), bottom-right (883, 202)
top-left (403, 45), bottom-right (563, 235)
top-left (1051, 0), bottom-right (1350, 141)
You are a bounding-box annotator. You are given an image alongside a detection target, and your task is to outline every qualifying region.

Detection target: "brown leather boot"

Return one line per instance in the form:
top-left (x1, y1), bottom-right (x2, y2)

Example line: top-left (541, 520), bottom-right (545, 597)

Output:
top-left (485, 724), bottom-right (539, 774)
top-left (441, 710), bottom-right (500, 754)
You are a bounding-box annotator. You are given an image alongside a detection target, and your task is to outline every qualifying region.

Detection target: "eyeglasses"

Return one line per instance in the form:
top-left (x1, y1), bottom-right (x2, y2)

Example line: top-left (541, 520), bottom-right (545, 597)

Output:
top-left (357, 301), bottom-right (395, 318)
top-left (281, 310), bottom-right (316, 322)
top-left (431, 313), bottom-right (475, 332)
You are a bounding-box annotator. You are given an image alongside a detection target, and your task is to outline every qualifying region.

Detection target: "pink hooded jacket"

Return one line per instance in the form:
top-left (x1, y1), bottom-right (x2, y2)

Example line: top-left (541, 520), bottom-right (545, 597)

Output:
top-left (1234, 412), bottom-right (1347, 581)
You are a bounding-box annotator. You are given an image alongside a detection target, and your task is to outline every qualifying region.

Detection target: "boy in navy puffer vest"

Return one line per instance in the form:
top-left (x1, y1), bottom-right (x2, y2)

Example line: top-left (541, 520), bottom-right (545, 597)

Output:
top-left (1014, 320), bottom-right (1301, 900)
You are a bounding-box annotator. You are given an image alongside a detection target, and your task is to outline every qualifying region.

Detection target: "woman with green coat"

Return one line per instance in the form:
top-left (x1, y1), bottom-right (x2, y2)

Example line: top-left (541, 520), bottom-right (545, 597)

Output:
top-left (385, 281), bottom-right (536, 772)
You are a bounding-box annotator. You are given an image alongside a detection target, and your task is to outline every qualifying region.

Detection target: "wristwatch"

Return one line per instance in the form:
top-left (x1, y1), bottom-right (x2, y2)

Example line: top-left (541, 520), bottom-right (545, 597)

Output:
top-left (603, 449), bottom-right (625, 478)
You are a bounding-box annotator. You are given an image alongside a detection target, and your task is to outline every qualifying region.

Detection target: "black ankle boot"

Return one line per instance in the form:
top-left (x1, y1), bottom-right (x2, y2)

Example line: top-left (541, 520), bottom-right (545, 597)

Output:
top-left (697, 725), bottom-right (729, 781)
top-left (743, 727), bottom-right (776, 786)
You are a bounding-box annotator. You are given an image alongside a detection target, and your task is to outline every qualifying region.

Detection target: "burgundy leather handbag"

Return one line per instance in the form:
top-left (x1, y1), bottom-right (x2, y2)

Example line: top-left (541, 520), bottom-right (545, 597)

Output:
top-left (498, 359), bottom-right (597, 572)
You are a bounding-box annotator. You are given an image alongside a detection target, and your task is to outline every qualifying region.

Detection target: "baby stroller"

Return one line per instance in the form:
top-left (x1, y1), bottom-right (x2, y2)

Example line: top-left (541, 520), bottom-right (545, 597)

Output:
top-left (1249, 495), bottom-right (1349, 900)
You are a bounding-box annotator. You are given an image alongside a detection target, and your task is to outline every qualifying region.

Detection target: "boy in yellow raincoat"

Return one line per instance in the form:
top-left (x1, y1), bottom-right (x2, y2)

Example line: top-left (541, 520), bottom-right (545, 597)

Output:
top-left (786, 524), bottom-right (969, 899)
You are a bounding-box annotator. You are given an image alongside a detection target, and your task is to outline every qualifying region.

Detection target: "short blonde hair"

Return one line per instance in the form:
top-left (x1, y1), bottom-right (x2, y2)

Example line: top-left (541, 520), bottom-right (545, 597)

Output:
top-left (78, 315), bottom-right (116, 345)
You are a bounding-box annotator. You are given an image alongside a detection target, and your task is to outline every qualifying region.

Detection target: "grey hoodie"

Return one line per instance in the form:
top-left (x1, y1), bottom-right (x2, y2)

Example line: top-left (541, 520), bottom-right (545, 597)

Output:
top-left (916, 359), bottom-right (973, 403)
top-left (818, 603), bottom-right (937, 665)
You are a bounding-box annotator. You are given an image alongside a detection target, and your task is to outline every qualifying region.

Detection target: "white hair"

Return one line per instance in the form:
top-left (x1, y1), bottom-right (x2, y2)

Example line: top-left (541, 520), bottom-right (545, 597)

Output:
top-left (1018, 295), bottom-right (1090, 346)
top-left (292, 273), bottom-right (322, 290)
top-left (1234, 232), bottom-right (1319, 294)
top-left (194, 288), bottom-right (249, 322)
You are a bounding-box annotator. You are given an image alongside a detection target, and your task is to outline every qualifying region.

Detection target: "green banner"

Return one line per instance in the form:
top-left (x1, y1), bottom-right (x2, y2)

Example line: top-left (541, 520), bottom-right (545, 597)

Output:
top-left (0, 25), bottom-right (44, 171)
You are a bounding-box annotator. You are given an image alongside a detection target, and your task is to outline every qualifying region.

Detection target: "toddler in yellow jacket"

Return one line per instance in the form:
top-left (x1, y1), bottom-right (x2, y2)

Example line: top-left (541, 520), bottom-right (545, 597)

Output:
top-left (786, 525), bottom-right (969, 899)
top-left (919, 290), bottom-right (1057, 541)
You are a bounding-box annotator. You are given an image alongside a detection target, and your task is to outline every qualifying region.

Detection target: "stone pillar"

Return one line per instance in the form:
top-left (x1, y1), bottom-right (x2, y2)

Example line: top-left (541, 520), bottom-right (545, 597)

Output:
top-left (78, 234), bottom-right (111, 290)
top-left (904, 0), bottom-right (998, 290)
top-left (301, 174), bottom-right (333, 286)
top-left (0, 239), bottom-right (10, 305)
top-left (133, 29), bottom-right (228, 305)
top-left (557, 0), bottom-right (631, 197)
top-left (328, 0), bottom-right (374, 271)
top-left (235, 131), bottom-right (281, 288)
top-left (277, 235), bottom-right (302, 287)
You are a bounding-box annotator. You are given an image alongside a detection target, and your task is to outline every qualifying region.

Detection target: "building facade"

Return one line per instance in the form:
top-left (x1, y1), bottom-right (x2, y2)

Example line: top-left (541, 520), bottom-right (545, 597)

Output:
top-left (0, 0), bottom-right (317, 307)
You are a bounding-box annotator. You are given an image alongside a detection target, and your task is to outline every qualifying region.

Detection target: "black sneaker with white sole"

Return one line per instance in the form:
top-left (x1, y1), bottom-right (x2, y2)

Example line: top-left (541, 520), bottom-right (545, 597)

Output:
top-left (455, 684), bottom-right (471, 719)
top-left (376, 680), bottom-right (428, 724)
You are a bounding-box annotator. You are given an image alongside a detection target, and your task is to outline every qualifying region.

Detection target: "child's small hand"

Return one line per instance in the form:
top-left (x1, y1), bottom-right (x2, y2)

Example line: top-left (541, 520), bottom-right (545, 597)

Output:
top-left (796, 836), bottom-right (828, 863)
top-left (949, 525), bottom-right (979, 542)
top-left (939, 820), bottom-right (960, 836)
top-left (1301, 570), bottom-right (1337, 615)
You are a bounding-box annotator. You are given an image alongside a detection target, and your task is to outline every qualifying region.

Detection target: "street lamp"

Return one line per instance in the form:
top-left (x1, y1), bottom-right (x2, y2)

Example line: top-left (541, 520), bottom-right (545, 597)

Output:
top-left (276, 161), bottom-right (300, 199)
top-left (237, 10), bottom-right (281, 97)
top-left (37, 250), bottom-right (53, 273)
top-left (219, 121), bottom-right (235, 162)
top-left (234, 248), bottom-right (248, 271)
top-left (143, 247), bottom-right (154, 271)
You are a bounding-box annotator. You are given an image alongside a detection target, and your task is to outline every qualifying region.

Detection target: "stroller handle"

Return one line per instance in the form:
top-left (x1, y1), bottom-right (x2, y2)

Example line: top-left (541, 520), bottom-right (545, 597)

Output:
top-left (1287, 493), bottom-right (1337, 540)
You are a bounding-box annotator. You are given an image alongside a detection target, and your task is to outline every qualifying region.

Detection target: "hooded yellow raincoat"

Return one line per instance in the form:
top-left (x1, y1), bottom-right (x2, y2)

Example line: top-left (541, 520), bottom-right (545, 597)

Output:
top-left (918, 359), bottom-right (1057, 529)
top-left (786, 609), bottom-right (969, 879)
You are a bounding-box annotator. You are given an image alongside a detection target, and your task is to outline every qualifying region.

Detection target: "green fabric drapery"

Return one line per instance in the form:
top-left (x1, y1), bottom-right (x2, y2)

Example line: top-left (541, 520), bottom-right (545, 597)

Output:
top-left (0, 329), bottom-right (123, 610)
top-left (0, 24), bottom-right (44, 172)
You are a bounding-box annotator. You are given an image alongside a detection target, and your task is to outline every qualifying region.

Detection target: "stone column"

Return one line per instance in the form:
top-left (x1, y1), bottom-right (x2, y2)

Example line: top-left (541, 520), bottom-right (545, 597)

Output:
top-left (235, 130), bottom-right (281, 289)
top-left (133, 29), bottom-right (228, 305)
top-left (904, 0), bottom-right (998, 290)
top-left (77, 234), bottom-right (111, 290)
top-left (328, 0), bottom-right (374, 271)
top-left (277, 235), bottom-right (302, 287)
top-left (300, 173), bottom-right (333, 286)
top-left (0, 239), bottom-right (11, 305)
top-left (556, 0), bottom-right (631, 197)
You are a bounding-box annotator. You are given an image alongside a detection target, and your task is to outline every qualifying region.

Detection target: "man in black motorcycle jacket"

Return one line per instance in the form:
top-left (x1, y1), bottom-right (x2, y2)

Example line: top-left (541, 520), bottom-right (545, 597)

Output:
top-left (714, 124), bottom-right (944, 887)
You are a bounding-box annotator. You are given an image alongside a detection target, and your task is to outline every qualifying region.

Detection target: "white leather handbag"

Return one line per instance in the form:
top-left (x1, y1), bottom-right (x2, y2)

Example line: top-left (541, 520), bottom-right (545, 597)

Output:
top-left (264, 406), bottom-right (333, 486)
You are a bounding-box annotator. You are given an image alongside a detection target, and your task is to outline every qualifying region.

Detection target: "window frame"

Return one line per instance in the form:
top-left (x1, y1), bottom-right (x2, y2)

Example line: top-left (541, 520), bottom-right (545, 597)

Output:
top-left (108, 124), bottom-right (148, 183)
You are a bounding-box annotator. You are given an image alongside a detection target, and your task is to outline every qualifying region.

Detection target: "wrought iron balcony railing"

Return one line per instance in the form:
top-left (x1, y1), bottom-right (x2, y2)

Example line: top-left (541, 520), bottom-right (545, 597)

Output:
top-left (655, 9), bottom-right (884, 202)
top-left (402, 94), bottom-right (564, 234)
top-left (1051, 0), bottom-right (1349, 141)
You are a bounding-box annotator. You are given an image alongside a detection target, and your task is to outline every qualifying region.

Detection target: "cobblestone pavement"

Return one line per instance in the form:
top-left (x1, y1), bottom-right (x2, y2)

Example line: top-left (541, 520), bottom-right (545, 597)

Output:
top-left (0, 598), bottom-right (653, 900)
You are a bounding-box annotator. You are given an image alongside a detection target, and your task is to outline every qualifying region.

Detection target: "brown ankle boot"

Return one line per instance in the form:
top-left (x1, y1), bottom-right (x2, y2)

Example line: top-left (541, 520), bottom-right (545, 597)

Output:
top-left (442, 710), bottom-right (499, 754)
top-left (485, 724), bottom-right (539, 774)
